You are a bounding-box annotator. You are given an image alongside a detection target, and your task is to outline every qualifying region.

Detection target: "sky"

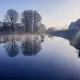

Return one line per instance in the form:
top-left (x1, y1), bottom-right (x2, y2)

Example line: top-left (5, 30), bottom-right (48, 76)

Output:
top-left (0, 0), bottom-right (80, 28)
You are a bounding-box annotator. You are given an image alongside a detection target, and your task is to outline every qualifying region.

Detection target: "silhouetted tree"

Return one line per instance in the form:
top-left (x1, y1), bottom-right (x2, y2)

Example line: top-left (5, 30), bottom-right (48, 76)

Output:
top-left (5, 36), bottom-right (19, 57)
top-left (4, 9), bottom-right (19, 32)
top-left (21, 10), bottom-right (42, 32)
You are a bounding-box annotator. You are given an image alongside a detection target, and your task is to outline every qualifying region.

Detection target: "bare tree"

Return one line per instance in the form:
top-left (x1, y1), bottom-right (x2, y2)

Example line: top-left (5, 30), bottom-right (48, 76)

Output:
top-left (21, 10), bottom-right (33, 32)
top-left (4, 9), bottom-right (19, 32)
top-left (34, 11), bottom-right (42, 32)
top-left (21, 10), bottom-right (42, 32)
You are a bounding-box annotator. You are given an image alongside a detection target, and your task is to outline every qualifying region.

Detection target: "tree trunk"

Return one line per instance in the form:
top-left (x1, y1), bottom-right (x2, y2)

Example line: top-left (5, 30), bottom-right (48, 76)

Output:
top-left (11, 23), bottom-right (14, 32)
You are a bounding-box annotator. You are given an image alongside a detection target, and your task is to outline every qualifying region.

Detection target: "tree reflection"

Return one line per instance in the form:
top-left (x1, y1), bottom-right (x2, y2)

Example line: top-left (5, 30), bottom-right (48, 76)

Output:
top-left (2, 34), bottom-right (44, 57)
top-left (70, 39), bottom-right (80, 58)
top-left (5, 36), bottom-right (19, 57)
top-left (21, 35), bottom-right (43, 56)
top-left (52, 31), bottom-right (80, 58)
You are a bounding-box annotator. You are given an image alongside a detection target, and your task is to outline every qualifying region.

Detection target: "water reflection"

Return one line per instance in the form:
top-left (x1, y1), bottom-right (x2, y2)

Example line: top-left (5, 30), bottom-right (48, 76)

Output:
top-left (1, 34), bottom-right (44, 57)
top-left (65, 32), bottom-right (80, 58)
top-left (5, 36), bottom-right (19, 57)
top-left (70, 41), bottom-right (80, 58)
top-left (69, 32), bottom-right (80, 58)
top-left (0, 34), bottom-right (80, 80)
top-left (50, 31), bottom-right (80, 58)
top-left (21, 35), bottom-right (42, 56)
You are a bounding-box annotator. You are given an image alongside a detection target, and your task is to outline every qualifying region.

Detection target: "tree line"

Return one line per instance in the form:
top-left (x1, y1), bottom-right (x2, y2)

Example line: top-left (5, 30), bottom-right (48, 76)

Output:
top-left (0, 9), bottom-right (46, 33)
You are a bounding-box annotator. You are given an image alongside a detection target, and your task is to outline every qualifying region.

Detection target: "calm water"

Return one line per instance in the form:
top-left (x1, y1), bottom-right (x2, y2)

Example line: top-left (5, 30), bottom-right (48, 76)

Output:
top-left (0, 34), bottom-right (80, 80)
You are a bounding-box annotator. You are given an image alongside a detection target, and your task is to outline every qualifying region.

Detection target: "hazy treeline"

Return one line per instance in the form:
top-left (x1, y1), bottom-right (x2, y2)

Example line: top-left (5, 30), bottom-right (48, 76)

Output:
top-left (0, 9), bottom-right (46, 33)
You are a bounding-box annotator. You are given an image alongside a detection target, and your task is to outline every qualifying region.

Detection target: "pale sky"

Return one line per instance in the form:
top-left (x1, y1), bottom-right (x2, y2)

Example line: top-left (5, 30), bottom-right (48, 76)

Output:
top-left (0, 0), bottom-right (80, 28)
